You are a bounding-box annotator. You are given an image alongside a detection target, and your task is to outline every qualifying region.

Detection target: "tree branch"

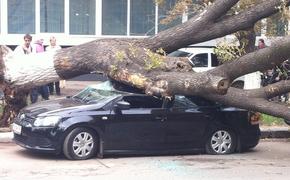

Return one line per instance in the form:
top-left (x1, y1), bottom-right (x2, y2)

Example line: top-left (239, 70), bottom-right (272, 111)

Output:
top-left (203, 0), bottom-right (239, 22)
top-left (207, 87), bottom-right (290, 120)
top-left (211, 36), bottom-right (290, 81)
top-left (248, 80), bottom-right (290, 99)
top-left (142, 0), bottom-right (290, 53)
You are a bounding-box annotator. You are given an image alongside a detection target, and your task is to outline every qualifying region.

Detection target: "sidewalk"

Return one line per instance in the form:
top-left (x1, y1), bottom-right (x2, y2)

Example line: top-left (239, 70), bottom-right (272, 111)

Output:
top-left (0, 80), bottom-right (290, 143)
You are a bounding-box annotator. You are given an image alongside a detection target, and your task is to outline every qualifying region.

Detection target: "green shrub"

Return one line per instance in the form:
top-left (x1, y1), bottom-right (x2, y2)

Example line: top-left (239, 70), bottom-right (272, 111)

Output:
top-left (261, 114), bottom-right (285, 126)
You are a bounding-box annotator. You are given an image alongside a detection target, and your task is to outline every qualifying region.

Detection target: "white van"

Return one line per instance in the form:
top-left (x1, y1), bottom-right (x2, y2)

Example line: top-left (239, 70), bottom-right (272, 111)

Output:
top-left (168, 47), bottom-right (261, 89)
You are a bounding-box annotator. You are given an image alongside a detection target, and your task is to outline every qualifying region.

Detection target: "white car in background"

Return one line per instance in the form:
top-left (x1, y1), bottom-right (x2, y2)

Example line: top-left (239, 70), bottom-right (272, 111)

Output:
top-left (168, 47), bottom-right (261, 89)
top-left (169, 47), bottom-right (219, 72)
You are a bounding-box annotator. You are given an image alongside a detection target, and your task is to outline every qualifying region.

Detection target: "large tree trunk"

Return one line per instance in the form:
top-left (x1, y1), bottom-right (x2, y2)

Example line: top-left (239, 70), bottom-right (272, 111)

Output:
top-left (1, 0), bottom-right (290, 126)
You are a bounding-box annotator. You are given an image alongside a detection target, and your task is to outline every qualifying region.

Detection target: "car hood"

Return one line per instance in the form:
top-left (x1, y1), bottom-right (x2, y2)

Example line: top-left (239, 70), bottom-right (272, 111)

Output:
top-left (22, 98), bottom-right (86, 117)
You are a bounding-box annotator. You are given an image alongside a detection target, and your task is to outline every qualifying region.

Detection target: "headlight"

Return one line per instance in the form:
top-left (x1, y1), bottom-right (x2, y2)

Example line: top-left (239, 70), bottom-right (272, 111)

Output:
top-left (34, 116), bottom-right (61, 127)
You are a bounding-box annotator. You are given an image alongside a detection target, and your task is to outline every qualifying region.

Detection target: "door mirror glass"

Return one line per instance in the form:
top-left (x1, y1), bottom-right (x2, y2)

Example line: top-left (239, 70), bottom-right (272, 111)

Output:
top-left (116, 101), bottom-right (130, 110)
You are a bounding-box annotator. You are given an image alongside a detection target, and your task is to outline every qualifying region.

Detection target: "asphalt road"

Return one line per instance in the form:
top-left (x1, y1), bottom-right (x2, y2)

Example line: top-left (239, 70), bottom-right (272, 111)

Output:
top-left (0, 139), bottom-right (290, 180)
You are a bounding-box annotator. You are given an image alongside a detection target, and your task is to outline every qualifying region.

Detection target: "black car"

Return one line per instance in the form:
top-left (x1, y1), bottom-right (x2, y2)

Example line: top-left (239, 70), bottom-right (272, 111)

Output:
top-left (12, 82), bottom-right (260, 160)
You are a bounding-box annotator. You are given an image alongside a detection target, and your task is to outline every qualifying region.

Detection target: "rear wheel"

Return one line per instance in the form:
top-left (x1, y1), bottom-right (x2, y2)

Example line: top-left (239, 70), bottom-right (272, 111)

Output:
top-left (63, 127), bottom-right (98, 160)
top-left (205, 129), bottom-right (237, 155)
top-left (284, 119), bottom-right (290, 126)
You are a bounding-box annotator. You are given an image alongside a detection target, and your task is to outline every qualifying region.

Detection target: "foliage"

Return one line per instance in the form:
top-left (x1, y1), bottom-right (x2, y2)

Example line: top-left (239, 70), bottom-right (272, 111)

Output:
top-left (213, 39), bottom-right (246, 63)
top-left (266, 13), bottom-right (289, 37)
top-left (261, 114), bottom-right (286, 126)
top-left (128, 74), bottom-right (148, 88)
top-left (128, 43), bottom-right (138, 58)
top-left (158, 0), bottom-right (210, 25)
top-left (115, 51), bottom-right (126, 62)
top-left (154, 0), bottom-right (165, 6)
top-left (144, 48), bottom-right (165, 70)
top-left (109, 65), bottom-right (118, 76)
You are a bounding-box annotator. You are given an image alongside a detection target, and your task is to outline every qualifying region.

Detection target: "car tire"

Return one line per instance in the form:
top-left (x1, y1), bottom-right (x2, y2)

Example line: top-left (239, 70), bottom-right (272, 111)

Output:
top-left (205, 129), bottom-right (237, 155)
top-left (63, 127), bottom-right (98, 160)
top-left (284, 119), bottom-right (290, 126)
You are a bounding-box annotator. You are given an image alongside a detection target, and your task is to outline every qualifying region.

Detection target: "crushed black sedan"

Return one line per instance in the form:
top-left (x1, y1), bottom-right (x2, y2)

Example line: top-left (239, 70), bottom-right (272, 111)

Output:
top-left (12, 81), bottom-right (260, 160)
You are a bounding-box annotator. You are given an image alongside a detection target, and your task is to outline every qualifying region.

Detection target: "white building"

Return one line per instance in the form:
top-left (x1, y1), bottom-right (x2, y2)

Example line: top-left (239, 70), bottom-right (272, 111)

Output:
top-left (0, 0), bottom-right (189, 47)
top-left (0, 0), bottom-right (287, 48)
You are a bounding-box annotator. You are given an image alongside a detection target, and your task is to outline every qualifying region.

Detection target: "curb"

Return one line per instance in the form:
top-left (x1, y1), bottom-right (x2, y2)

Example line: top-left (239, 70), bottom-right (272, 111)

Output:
top-left (0, 127), bottom-right (289, 143)
top-left (260, 127), bottom-right (290, 139)
top-left (0, 132), bottom-right (13, 143)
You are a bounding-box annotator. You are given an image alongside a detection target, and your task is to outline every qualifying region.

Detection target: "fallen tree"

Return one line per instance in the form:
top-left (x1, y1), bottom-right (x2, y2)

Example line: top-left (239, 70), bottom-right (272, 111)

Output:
top-left (1, 0), bottom-right (290, 126)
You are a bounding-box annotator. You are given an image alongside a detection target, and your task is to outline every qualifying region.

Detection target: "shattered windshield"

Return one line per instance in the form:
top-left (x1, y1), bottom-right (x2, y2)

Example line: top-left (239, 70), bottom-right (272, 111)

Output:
top-left (72, 85), bottom-right (122, 104)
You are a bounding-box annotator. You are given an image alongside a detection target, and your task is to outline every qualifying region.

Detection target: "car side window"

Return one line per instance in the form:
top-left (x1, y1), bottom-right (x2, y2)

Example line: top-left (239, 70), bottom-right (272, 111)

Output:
top-left (211, 53), bottom-right (219, 67)
top-left (122, 95), bottom-right (163, 108)
top-left (171, 95), bottom-right (198, 108)
top-left (167, 50), bottom-right (191, 57)
top-left (190, 53), bottom-right (208, 67)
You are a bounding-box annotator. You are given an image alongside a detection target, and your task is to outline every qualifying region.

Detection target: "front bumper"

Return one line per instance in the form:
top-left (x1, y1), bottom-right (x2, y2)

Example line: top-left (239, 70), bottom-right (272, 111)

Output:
top-left (12, 121), bottom-right (63, 154)
top-left (14, 133), bottom-right (57, 152)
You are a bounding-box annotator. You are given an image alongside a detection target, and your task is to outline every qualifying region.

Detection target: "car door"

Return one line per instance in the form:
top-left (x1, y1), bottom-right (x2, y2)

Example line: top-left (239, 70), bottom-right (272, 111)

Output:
top-left (163, 96), bottom-right (213, 150)
top-left (104, 95), bottom-right (167, 151)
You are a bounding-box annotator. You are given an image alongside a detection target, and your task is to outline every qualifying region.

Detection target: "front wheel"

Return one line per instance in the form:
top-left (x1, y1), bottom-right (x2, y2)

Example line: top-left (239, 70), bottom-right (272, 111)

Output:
top-left (205, 129), bottom-right (237, 155)
top-left (63, 127), bottom-right (98, 160)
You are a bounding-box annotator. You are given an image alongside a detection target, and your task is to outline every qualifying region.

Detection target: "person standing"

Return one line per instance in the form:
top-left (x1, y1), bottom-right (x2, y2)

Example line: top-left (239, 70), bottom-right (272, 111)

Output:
top-left (11, 33), bottom-right (33, 103)
top-left (46, 36), bottom-right (62, 95)
top-left (32, 37), bottom-right (50, 102)
top-left (14, 34), bottom-right (33, 55)
top-left (13, 34), bottom-right (40, 103)
top-left (258, 38), bottom-right (266, 49)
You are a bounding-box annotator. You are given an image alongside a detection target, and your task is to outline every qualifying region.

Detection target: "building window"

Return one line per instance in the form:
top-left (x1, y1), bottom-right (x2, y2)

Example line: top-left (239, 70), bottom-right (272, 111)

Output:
top-left (130, 0), bottom-right (155, 36)
top-left (70, 0), bottom-right (95, 35)
top-left (8, 0), bottom-right (35, 34)
top-left (102, 0), bottom-right (127, 35)
top-left (40, 0), bottom-right (64, 33)
top-left (158, 0), bottom-right (181, 32)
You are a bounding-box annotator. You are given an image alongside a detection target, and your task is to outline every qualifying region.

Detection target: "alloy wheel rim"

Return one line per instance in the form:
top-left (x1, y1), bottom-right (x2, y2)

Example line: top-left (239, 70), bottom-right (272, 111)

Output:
top-left (210, 130), bottom-right (232, 154)
top-left (72, 132), bottom-right (94, 157)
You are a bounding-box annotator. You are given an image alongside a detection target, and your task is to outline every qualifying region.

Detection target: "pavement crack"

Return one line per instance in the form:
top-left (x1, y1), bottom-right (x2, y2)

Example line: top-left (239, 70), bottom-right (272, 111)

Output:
top-left (96, 160), bottom-right (110, 168)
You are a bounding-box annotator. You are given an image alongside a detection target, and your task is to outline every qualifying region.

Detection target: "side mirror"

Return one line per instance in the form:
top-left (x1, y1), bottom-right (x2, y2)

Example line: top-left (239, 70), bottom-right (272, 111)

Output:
top-left (116, 101), bottom-right (130, 110)
top-left (113, 101), bottom-right (130, 114)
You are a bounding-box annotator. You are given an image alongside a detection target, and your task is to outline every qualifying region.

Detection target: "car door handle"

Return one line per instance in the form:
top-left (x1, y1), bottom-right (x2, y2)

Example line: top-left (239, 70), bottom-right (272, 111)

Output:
top-left (204, 114), bottom-right (211, 118)
top-left (155, 116), bottom-right (167, 121)
top-left (155, 116), bottom-right (163, 120)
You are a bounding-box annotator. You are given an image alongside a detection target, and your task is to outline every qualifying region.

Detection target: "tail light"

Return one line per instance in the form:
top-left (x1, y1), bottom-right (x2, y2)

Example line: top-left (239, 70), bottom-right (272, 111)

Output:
top-left (248, 111), bottom-right (261, 125)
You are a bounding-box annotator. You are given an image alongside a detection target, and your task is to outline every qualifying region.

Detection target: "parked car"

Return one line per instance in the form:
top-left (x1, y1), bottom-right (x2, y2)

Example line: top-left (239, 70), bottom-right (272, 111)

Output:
top-left (12, 81), bottom-right (260, 160)
top-left (168, 47), bottom-right (249, 89)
